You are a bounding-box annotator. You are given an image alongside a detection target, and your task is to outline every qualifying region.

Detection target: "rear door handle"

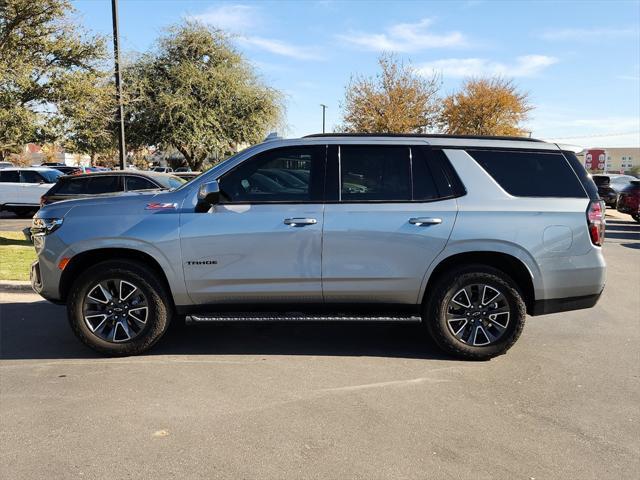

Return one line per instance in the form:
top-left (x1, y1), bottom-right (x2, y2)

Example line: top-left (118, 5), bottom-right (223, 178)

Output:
top-left (284, 218), bottom-right (317, 227)
top-left (409, 217), bottom-right (442, 226)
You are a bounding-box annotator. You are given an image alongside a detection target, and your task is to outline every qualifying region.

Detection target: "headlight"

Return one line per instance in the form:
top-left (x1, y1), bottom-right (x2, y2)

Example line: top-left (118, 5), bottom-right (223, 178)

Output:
top-left (31, 218), bottom-right (63, 236)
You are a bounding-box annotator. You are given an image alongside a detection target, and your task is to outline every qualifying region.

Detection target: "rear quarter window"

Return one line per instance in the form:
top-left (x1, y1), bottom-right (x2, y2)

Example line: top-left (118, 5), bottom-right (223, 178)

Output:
top-left (467, 149), bottom-right (587, 198)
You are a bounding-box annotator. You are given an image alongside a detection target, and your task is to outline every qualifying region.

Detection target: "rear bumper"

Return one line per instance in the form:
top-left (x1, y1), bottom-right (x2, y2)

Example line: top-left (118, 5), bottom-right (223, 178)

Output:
top-left (530, 291), bottom-right (602, 316)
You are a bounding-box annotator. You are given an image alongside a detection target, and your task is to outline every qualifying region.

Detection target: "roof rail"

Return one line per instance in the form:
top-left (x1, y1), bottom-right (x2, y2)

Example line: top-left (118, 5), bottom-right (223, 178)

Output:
top-left (303, 133), bottom-right (545, 143)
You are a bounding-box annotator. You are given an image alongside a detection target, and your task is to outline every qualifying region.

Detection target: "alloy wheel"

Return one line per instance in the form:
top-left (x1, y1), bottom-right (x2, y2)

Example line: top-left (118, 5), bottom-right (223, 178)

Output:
top-left (82, 279), bottom-right (149, 343)
top-left (445, 284), bottom-right (510, 346)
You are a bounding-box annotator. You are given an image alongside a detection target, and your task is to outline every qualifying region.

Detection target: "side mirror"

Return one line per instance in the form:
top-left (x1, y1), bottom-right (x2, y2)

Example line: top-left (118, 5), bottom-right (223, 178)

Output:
top-left (197, 181), bottom-right (220, 207)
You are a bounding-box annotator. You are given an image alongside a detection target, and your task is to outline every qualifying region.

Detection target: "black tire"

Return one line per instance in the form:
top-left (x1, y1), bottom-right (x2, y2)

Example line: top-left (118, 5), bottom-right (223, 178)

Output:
top-left (67, 260), bottom-right (173, 356)
top-left (423, 265), bottom-right (526, 360)
top-left (632, 214), bottom-right (640, 223)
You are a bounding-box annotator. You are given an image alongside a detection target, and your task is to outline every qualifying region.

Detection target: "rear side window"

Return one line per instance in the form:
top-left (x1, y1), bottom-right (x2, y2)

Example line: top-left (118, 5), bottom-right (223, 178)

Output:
top-left (0, 171), bottom-right (20, 182)
top-left (125, 176), bottom-right (157, 191)
top-left (340, 145), bottom-right (411, 201)
top-left (55, 178), bottom-right (88, 195)
top-left (468, 150), bottom-right (586, 198)
top-left (83, 176), bottom-right (123, 194)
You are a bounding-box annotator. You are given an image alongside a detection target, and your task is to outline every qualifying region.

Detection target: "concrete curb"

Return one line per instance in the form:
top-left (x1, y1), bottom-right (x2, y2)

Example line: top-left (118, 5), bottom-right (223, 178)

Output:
top-left (0, 281), bottom-right (32, 293)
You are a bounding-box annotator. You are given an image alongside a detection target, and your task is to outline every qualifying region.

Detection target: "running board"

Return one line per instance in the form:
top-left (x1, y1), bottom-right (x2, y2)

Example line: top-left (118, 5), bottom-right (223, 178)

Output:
top-left (186, 312), bottom-right (422, 323)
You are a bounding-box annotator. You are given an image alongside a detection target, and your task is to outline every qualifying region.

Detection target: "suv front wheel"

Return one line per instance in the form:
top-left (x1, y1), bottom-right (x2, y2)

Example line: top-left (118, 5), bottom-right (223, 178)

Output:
top-left (67, 260), bottom-right (172, 356)
top-left (424, 265), bottom-right (526, 360)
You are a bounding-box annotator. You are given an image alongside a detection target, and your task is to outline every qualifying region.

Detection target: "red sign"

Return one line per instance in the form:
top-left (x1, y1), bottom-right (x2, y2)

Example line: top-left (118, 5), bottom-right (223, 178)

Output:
top-left (585, 149), bottom-right (606, 172)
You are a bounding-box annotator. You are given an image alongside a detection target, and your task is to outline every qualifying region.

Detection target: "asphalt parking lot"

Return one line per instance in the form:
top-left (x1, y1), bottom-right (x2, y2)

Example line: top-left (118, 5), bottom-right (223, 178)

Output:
top-left (1, 215), bottom-right (639, 479)
top-left (0, 211), bottom-right (32, 231)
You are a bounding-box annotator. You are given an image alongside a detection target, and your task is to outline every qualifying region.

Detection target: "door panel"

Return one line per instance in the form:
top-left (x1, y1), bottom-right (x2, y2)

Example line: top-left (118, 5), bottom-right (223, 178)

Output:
top-left (180, 204), bottom-right (323, 304)
top-left (321, 144), bottom-right (458, 305)
top-left (180, 144), bottom-right (327, 306)
top-left (322, 200), bottom-right (456, 304)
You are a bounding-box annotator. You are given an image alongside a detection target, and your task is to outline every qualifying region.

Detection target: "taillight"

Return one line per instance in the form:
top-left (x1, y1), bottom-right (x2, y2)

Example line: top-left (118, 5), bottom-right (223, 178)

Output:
top-left (587, 200), bottom-right (605, 246)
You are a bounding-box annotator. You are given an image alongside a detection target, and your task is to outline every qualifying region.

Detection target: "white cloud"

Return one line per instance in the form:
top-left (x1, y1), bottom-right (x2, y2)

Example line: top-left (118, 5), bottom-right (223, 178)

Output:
top-left (418, 55), bottom-right (558, 78)
top-left (338, 18), bottom-right (467, 52)
top-left (188, 4), bottom-right (258, 32)
top-left (540, 27), bottom-right (638, 41)
top-left (238, 36), bottom-right (323, 60)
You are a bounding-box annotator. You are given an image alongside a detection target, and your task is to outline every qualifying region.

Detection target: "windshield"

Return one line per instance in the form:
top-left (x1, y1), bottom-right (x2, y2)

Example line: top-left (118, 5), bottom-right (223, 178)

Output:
top-left (40, 169), bottom-right (64, 183)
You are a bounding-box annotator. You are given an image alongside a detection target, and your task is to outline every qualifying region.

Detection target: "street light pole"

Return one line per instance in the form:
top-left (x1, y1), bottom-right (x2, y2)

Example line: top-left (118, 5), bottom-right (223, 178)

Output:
top-left (320, 104), bottom-right (327, 134)
top-left (111, 0), bottom-right (126, 169)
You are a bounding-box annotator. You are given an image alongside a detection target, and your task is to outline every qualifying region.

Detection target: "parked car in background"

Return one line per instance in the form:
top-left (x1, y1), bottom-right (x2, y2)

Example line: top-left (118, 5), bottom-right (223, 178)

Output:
top-left (30, 134), bottom-right (605, 360)
top-left (40, 171), bottom-right (186, 206)
top-left (607, 174), bottom-right (637, 193)
top-left (175, 166), bottom-right (192, 172)
top-left (50, 165), bottom-right (82, 175)
top-left (616, 180), bottom-right (640, 222)
top-left (152, 166), bottom-right (173, 173)
top-left (591, 175), bottom-right (619, 207)
top-left (0, 167), bottom-right (63, 217)
top-left (0, 161), bottom-right (15, 169)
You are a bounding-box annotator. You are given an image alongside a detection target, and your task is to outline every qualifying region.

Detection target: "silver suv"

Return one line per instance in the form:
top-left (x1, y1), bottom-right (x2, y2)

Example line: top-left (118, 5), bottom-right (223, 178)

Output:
top-left (30, 134), bottom-right (606, 360)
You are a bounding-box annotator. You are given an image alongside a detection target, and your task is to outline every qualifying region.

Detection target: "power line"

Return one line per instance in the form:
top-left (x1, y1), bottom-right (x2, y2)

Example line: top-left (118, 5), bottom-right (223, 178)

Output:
top-left (543, 131), bottom-right (640, 140)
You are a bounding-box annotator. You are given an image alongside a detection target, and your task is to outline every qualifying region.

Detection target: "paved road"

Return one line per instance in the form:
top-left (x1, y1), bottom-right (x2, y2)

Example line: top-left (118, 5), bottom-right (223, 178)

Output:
top-left (0, 211), bottom-right (32, 231)
top-left (1, 219), bottom-right (639, 479)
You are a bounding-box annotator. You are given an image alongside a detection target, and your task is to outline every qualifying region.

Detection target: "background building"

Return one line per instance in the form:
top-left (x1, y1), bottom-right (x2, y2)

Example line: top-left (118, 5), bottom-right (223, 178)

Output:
top-left (577, 147), bottom-right (639, 174)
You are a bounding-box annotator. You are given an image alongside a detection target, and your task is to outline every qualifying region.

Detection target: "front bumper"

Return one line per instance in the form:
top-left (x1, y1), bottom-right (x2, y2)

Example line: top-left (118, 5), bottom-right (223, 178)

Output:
top-left (30, 260), bottom-right (42, 294)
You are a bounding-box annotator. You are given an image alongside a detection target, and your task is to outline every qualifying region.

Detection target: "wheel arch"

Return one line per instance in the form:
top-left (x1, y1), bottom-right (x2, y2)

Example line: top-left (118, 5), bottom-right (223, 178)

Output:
top-left (59, 248), bottom-right (174, 307)
top-left (422, 251), bottom-right (537, 315)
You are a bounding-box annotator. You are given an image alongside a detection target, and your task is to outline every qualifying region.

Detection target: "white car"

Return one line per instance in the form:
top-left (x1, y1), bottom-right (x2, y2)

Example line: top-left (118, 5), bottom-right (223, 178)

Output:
top-left (151, 166), bottom-right (173, 173)
top-left (0, 167), bottom-right (63, 217)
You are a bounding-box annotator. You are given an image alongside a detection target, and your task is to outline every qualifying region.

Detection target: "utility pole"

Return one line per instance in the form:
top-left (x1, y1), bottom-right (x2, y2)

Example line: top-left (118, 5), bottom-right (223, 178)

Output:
top-left (320, 104), bottom-right (327, 134)
top-left (111, 0), bottom-right (126, 169)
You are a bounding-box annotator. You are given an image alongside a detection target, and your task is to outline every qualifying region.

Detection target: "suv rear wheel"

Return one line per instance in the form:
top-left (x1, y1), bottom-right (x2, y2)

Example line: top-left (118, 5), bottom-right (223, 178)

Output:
top-left (424, 265), bottom-right (526, 360)
top-left (67, 260), bottom-right (172, 356)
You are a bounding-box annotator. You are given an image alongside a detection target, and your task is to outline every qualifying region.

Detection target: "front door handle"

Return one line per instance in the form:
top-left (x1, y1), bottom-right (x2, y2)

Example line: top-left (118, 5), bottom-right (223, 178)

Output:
top-left (409, 217), bottom-right (442, 226)
top-left (284, 218), bottom-right (317, 227)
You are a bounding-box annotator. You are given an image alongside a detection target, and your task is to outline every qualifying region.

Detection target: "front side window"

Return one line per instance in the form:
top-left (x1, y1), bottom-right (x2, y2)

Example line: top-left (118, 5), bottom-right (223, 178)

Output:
top-left (20, 171), bottom-right (44, 184)
top-left (125, 176), bottom-right (158, 191)
top-left (340, 145), bottom-right (411, 201)
top-left (219, 146), bottom-right (324, 203)
top-left (38, 169), bottom-right (63, 183)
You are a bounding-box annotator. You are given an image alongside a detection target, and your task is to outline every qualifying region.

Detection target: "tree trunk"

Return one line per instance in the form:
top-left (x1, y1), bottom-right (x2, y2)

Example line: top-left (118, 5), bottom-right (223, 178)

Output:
top-left (175, 144), bottom-right (204, 171)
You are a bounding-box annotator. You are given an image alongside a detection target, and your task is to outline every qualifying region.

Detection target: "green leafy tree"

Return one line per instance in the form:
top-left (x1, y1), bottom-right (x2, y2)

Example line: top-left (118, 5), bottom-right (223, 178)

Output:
top-left (340, 53), bottom-right (441, 134)
top-left (441, 77), bottom-right (533, 136)
top-left (0, 0), bottom-right (107, 160)
top-left (124, 22), bottom-right (282, 170)
top-left (58, 71), bottom-right (118, 165)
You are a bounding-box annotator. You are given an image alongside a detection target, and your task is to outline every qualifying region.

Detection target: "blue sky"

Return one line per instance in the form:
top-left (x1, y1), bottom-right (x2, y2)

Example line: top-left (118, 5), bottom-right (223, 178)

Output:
top-left (72, 0), bottom-right (640, 147)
